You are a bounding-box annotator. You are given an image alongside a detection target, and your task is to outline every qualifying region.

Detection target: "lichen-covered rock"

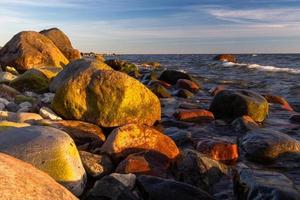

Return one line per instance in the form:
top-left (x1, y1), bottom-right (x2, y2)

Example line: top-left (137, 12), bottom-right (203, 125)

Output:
top-left (149, 82), bottom-right (171, 98)
top-left (52, 70), bottom-right (161, 127)
top-left (0, 153), bottom-right (78, 200)
top-left (10, 66), bottom-right (62, 93)
top-left (100, 124), bottom-right (179, 160)
top-left (40, 28), bottom-right (81, 61)
top-left (0, 126), bottom-right (86, 196)
top-left (49, 58), bottom-right (112, 92)
top-left (240, 129), bottom-right (300, 162)
top-left (0, 31), bottom-right (69, 72)
top-left (105, 59), bottom-right (140, 78)
top-left (209, 90), bottom-right (269, 122)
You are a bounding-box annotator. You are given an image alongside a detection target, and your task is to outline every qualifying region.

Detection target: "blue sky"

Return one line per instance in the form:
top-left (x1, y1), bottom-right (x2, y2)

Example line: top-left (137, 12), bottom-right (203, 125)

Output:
top-left (1, 0), bottom-right (300, 53)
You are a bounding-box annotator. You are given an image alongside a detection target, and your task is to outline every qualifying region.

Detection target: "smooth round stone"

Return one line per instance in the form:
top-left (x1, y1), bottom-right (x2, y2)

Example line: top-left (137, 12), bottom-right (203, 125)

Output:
top-left (19, 101), bottom-right (32, 108)
top-left (39, 106), bottom-right (62, 120)
top-left (0, 103), bottom-right (5, 111)
top-left (0, 126), bottom-right (87, 196)
top-left (5, 102), bottom-right (20, 112)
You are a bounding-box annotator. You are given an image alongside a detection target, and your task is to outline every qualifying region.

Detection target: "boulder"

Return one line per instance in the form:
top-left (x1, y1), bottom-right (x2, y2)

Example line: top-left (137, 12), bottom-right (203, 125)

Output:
top-left (116, 151), bottom-right (171, 177)
top-left (175, 149), bottom-right (228, 191)
top-left (105, 59), bottom-right (140, 78)
top-left (213, 54), bottom-right (236, 62)
top-left (137, 175), bottom-right (213, 200)
top-left (263, 94), bottom-right (294, 111)
top-left (0, 31), bottom-right (69, 72)
top-left (79, 151), bottom-right (113, 178)
top-left (0, 126), bottom-right (86, 196)
top-left (240, 129), bottom-right (300, 162)
top-left (100, 124), bottom-right (179, 160)
top-left (0, 121), bottom-right (30, 131)
top-left (0, 153), bottom-right (78, 200)
top-left (52, 70), bottom-right (161, 127)
top-left (235, 167), bottom-right (300, 200)
top-left (49, 58), bottom-right (112, 92)
top-left (32, 119), bottom-right (105, 146)
top-left (40, 28), bottom-right (81, 60)
top-left (10, 66), bottom-right (62, 93)
top-left (196, 138), bottom-right (238, 163)
top-left (176, 79), bottom-right (201, 93)
top-left (173, 109), bottom-right (214, 122)
top-left (149, 82), bottom-right (171, 98)
top-left (159, 69), bottom-right (193, 85)
top-left (209, 90), bottom-right (269, 122)
top-left (86, 173), bottom-right (139, 200)
top-left (0, 111), bottom-right (43, 123)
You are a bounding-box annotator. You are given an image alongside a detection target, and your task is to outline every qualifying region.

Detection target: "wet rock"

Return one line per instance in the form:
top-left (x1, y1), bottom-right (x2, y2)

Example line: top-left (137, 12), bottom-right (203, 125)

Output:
top-left (196, 138), bottom-right (238, 163)
top-left (0, 72), bottom-right (17, 83)
top-left (174, 89), bottom-right (194, 98)
top-left (0, 153), bottom-right (78, 200)
top-left (0, 126), bottom-right (86, 196)
top-left (209, 90), bottom-right (269, 122)
top-left (149, 82), bottom-right (171, 98)
top-left (40, 92), bottom-right (55, 103)
top-left (40, 28), bottom-right (81, 60)
top-left (176, 79), bottom-right (201, 93)
top-left (240, 129), bottom-right (300, 162)
top-left (79, 151), bottom-right (113, 178)
top-left (137, 175), bottom-right (213, 200)
top-left (0, 103), bottom-right (5, 111)
top-left (213, 54), bottom-right (236, 62)
top-left (49, 58), bottom-right (112, 92)
top-left (32, 119), bottom-right (106, 146)
top-left (0, 31), bottom-right (68, 72)
top-left (5, 102), bottom-right (19, 112)
top-left (164, 127), bottom-right (191, 147)
top-left (234, 167), bottom-right (300, 200)
top-left (173, 109), bottom-right (214, 122)
top-left (14, 94), bottom-right (37, 104)
top-left (52, 70), bottom-right (161, 128)
top-left (231, 115), bottom-right (259, 133)
top-left (0, 97), bottom-right (9, 106)
top-left (105, 59), bottom-right (140, 78)
top-left (148, 79), bottom-right (172, 89)
top-left (86, 173), bottom-right (139, 200)
top-left (290, 114), bottom-right (300, 123)
top-left (39, 106), bottom-right (62, 120)
top-left (141, 62), bottom-right (161, 68)
top-left (3, 66), bottom-right (19, 75)
top-left (263, 94), bottom-right (294, 111)
top-left (10, 66), bottom-right (62, 93)
top-left (101, 124), bottom-right (180, 160)
top-left (116, 151), bottom-right (171, 177)
top-left (209, 85), bottom-right (226, 96)
top-left (175, 149), bottom-right (228, 191)
top-left (159, 69), bottom-right (193, 85)
top-left (0, 84), bottom-right (21, 100)
top-left (19, 101), bottom-right (32, 109)
top-left (178, 102), bottom-right (203, 109)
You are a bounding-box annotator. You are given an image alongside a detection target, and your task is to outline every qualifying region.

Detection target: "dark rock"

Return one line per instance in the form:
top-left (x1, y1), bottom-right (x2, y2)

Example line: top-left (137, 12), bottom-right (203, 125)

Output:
top-left (149, 82), bottom-right (171, 98)
top-left (159, 69), bottom-right (193, 85)
top-left (176, 79), bottom-right (201, 93)
top-left (174, 89), bottom-right (194, 98)
top-left (209, 90), bottom-right (269, 122)
top-left (234, 167), bottom-right (300, 200)
top-left (290, 114), bottom-right (300, 123)
top-left (137, 175), bottom-right (212, 200)
top-left (231, 115), bottom-right (259, 133)
top-left (6, 102), bottom-right (20, 112)
top-left (263, 94), bottom-right (294, 111)
top-left (240, 129), bottom-right (300, 162)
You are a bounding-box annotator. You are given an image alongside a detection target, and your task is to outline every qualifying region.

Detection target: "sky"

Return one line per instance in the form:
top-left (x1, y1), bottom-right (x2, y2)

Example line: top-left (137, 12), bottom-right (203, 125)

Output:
top-left (1, 0), bottom-right (300, 54)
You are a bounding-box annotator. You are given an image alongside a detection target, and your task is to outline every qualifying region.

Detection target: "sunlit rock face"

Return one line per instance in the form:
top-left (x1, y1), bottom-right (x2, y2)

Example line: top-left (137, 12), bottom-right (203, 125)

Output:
top-left (0, 126), bottom-right (86, 196)
top-left (213, 54), bottom-right (237, 62)
top-left (0, 153), bottom-right (78, 200)
top-left (0, 31), bottom-right (69, 72)
top-left (40, 28), bottom-right (81, 61)
top-left (100, 124), bottom-right (179, 160)
top-left (52, 70), bottom-right (161, 128)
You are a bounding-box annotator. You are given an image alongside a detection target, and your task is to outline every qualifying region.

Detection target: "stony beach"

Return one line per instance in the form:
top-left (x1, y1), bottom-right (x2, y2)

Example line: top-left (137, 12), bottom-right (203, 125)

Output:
top-left (0, 28), bottom-right (300, 200)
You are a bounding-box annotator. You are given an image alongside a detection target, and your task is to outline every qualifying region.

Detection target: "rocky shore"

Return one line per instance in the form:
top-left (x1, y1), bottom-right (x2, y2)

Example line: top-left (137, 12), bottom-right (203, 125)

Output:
top-left (0, 28), bottom-right (300, 200)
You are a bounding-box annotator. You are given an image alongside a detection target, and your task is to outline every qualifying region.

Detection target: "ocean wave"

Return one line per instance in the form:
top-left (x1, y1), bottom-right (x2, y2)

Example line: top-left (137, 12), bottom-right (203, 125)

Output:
top-left (222, 62), bottom-right (300, 74)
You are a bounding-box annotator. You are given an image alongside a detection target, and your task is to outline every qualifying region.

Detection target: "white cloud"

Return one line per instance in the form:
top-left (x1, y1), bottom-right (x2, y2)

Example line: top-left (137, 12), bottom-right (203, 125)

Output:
top-left (0, 0), bottom-right (81, 7)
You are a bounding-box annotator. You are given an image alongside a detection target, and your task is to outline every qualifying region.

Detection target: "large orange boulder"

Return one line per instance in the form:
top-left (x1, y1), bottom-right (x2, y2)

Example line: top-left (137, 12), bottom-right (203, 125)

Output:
top-left (0, 31), bottom-right (69, 72)
top-left (40, 28), bottom-right (81, 61)
top-left (0, 153), bottom-right (78, 200)
top-left (100, 124), bottom-right (180, 160)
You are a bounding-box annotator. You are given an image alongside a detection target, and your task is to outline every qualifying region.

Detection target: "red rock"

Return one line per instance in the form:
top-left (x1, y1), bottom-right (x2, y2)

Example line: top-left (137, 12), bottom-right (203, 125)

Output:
top-left (173, 109), bottom-right (214, 122)
top-left (196, 138), bottom-right (238, 163)
top-left (116, 151), bottom-right (171, 177)
top-left (176, 79), bottom-right (200, 93)
top-left (263, 94), bottom-right (293, 111)
top-left (214, 54), bottom-right (237, 62)
top-left (148, 80), bottom-right (172, 89)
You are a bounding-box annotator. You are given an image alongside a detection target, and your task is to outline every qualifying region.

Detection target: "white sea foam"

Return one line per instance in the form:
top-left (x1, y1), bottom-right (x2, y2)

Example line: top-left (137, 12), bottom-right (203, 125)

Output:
top-left (222, 62), bottom-right (300, 74)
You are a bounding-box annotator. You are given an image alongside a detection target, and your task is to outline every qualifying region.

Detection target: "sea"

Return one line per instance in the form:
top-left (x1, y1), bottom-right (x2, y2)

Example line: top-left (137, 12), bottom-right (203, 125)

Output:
top-left (109, 54), bottom-right (300, 111)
